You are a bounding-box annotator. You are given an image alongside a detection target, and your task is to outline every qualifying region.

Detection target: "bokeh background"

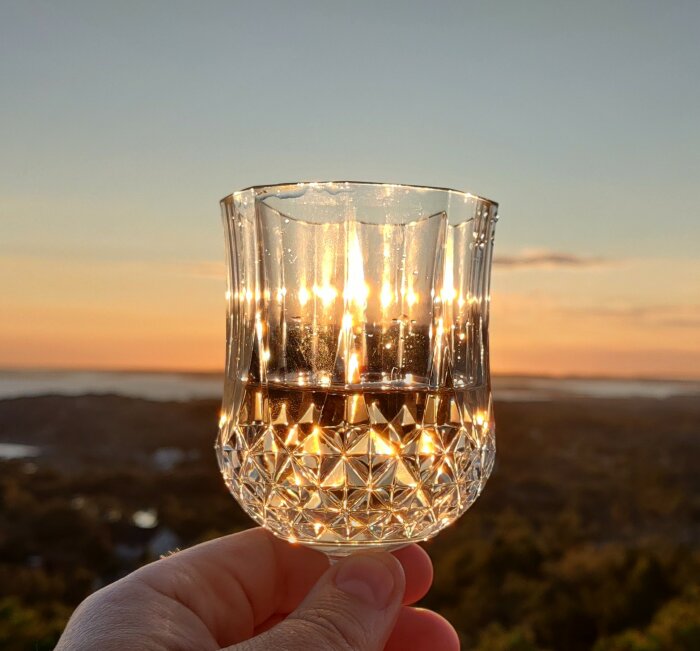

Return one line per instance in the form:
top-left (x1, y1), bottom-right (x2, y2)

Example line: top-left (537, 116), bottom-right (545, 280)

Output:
top-left (1, 2), bottom-right (698, 649)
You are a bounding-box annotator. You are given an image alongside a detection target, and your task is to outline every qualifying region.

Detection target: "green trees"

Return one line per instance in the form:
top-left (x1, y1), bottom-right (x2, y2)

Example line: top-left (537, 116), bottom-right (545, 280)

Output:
top-left (594, 587), bottom-right (700, 651)
top-left (421, 507), bottom-right (698, 650)
top-left (1, 394), bottom-right (698, 649)
top-left (0, 598), bottom-right (70, 651)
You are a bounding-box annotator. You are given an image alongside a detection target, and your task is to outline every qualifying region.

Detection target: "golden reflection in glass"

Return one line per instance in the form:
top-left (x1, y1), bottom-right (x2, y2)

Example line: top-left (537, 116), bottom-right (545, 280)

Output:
top-left (218, 182), bottom-right (499, 556)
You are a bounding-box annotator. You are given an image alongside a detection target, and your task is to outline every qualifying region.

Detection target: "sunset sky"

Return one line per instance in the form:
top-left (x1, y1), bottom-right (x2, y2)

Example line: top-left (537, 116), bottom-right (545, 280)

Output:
top-left (2, 2), bottom-right (699, 378)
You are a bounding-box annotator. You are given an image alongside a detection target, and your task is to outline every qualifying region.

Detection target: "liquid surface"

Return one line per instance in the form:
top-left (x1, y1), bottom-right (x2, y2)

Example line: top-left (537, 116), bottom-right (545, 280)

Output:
top-left (217, 382), bottom-right (495, 552)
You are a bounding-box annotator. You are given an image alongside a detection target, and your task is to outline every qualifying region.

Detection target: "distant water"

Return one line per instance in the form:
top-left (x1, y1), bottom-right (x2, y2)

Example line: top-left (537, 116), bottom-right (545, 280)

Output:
top-left (493, 377), bottom-right (700, 401)
top-left (0, 443), bottom-right (41, 459)
top-left (0, 370), bottom-right (698, 403)
top-left (0, 371), bottom-right (223, 402)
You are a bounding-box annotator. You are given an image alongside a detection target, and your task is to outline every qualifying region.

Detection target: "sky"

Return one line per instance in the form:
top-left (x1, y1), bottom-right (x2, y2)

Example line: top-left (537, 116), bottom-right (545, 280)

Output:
top-left (1, 1), bottom-right (699, 378)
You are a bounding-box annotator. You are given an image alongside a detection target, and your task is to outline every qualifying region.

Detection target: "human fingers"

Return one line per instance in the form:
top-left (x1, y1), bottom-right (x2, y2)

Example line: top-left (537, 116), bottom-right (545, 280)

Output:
top-left (384, 606), bottom-right (460, 651)
top-left (391, 544), bottom-right (433, 605)
top-left (247, 541), bottom-right (433, 636)
top-left (134, 527), bottom-right (329, 646)
top-left (237, 551), bottom-right (405, 651)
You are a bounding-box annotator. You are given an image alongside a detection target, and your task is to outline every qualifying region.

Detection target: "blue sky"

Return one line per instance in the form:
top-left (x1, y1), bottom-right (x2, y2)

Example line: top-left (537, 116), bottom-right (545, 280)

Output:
top-left (1, 1), bottom-right (699, 376)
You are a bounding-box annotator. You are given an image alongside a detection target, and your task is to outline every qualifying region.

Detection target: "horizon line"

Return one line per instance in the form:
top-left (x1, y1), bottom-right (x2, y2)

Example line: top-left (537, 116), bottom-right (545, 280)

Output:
top-left (1, 366), bottom-right (698, 383)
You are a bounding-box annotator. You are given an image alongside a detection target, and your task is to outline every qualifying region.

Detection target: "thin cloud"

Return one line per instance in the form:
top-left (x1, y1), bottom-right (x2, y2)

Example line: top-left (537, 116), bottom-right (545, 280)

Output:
top-left (564, 303), bottom-right (700, 329)
top-left (494, 249), bottom-right (608, 269)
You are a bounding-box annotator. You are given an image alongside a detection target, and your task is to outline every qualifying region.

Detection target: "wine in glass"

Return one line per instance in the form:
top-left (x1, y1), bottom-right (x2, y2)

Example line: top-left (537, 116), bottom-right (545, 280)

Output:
top-left (217, 182), bottom-right (498, 557)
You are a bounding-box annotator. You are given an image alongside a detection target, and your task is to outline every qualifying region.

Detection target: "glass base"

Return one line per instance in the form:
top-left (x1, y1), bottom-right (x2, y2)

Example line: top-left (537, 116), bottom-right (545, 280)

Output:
top-left (299, 539), bottom-right (413, 561)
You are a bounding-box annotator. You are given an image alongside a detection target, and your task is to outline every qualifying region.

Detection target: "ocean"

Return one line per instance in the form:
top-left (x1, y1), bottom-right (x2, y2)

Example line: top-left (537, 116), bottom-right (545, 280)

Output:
top-left (0, 370), bottom-right (698, 403)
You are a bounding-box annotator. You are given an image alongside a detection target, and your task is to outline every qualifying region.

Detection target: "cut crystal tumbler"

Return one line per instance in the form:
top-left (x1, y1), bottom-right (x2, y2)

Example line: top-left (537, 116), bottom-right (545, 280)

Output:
top-left (217, 182), bottom-right (499, 555)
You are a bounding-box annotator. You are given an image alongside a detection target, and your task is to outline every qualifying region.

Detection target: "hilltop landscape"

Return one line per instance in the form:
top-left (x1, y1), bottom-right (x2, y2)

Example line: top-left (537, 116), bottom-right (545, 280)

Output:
top-left (1, 389), bottom-right (698, 650)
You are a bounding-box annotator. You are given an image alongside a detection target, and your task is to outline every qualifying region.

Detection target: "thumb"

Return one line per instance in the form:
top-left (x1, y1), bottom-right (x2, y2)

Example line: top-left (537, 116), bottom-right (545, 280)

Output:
top-left (239, 552), bottom-right (405, 651)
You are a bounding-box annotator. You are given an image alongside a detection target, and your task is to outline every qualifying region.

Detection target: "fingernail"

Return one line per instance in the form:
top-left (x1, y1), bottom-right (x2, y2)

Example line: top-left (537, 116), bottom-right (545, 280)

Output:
top-left (334, 554), bottom-right (395, 609)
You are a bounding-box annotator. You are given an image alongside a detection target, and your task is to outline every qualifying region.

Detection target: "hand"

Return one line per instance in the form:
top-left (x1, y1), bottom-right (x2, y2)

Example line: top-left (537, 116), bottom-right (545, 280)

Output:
top-left (56, 527), bottom-right (459, 650)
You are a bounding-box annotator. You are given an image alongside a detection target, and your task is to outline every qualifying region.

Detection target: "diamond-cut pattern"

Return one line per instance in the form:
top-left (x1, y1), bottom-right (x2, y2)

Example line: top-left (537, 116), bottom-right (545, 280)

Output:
top-left (217, 384), bottom-right (495, 548)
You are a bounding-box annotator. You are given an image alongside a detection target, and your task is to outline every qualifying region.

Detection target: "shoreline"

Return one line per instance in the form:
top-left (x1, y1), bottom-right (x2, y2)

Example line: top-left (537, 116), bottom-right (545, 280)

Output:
top-left (0, 369), bottom-right (699, 403)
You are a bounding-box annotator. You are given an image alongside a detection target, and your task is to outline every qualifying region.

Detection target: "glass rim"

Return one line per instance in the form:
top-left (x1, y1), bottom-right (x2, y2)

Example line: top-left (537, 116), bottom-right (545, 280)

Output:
top-left (220, 180), bottom-right (498, 210)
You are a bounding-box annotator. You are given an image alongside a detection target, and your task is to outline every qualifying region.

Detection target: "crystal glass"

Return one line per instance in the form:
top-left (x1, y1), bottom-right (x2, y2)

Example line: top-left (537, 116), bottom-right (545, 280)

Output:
top-left (217, 181), bottom-right (499, 556)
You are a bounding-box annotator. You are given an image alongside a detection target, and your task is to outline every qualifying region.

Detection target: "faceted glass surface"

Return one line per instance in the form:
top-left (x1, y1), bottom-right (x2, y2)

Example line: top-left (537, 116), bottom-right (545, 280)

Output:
top-left (217, 182), bottom-right (499, 555)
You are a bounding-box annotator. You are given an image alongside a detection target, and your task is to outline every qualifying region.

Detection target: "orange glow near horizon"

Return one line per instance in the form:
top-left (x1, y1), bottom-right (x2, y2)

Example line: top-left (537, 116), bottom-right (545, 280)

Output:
top-left (1, 255), bottom-right (699, 379)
